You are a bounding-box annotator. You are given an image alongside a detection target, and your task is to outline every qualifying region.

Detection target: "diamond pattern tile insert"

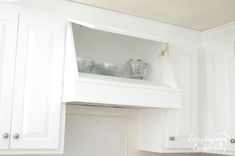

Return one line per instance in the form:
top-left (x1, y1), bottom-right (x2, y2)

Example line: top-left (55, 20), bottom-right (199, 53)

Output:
top-left (65, 114), bottom-right (126, 156)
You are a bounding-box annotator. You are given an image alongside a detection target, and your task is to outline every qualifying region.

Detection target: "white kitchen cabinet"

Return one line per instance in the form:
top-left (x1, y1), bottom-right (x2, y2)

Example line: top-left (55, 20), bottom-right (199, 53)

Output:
top-left (138, 45), bottom-right (198, 153)
top-left (10, 10), bottom-right (65, 149)
top-left (166, 45), bottom-right (198, 150)
top-left (0, 7), bottom-right (18, 150)
top-left (0, 4), bottom-right (65, 153)
top-left (63, 22), bottom-right (181, 109)
top-left (204, 42), bottom-right (235, 155)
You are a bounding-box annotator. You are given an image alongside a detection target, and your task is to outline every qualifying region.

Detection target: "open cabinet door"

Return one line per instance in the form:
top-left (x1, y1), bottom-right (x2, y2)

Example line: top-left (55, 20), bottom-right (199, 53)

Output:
top-left (10, 10), bottom-right (65, 149)
top-left (0, 6), bottom-right (18, 149)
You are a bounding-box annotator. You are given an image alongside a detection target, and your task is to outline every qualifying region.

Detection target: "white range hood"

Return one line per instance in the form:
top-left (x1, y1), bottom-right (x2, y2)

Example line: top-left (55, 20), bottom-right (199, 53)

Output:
top-left (62, 22), bottom-right (181, 109)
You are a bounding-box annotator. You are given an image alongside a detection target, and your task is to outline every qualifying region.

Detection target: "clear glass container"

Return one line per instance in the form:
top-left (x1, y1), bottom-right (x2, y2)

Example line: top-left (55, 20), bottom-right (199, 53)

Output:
top-left (124, 59), bottom-right (148, 79)
top-left (92, 63), bottom-right (122, 77)
top-left (77, 57), bottom-right (95, 73)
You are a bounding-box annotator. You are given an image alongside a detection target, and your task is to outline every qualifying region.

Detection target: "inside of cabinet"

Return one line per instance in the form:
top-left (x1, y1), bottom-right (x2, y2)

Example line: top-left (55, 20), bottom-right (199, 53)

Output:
top-left (71, 22), bottom-right (177, 88)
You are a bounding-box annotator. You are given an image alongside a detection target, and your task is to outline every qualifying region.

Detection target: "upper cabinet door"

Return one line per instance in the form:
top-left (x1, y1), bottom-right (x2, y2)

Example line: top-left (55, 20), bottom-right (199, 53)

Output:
top-left (166, 45), bottom-right (198, 149)
top-left (10, 10), bottom-right (65, 149)
top-left (0, 7), bottom-right (18, 149)
top-left (206, 43), bottom-right (235, 153)
top-left (226, 52), bottom-right (235, 152)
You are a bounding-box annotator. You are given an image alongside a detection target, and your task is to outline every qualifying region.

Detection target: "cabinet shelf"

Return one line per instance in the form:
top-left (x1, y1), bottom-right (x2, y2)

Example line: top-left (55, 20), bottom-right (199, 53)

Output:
top-left (63, 22), bottom-right (181, 109)
top-left (78, 72), bottom-right (182, 92)
top-left (64, 72), bottom-right (181, 108)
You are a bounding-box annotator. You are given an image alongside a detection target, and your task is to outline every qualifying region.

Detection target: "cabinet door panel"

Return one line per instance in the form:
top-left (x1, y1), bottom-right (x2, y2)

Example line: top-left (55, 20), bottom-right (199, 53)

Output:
top-left (166, 45), bottom-right (198, 149)
top-left (0, 8), bottom-right (18, 149)
top-left (206, 43), bottom-right (235, 153)
top-left (212, 47), bottom-right (235, 152)
top-left (227, 56), bottom-right (235, 152)
top-left (213, 53), bottom-right (228, 133)
top-left (10, 11), bottom-right (65, 149)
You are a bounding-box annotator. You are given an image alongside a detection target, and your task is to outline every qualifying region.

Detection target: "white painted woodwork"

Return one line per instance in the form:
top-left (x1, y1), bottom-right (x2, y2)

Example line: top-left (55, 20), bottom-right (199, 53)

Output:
top-left (202, 22), bottom-right (235, 47)
top-left (138, 109), bottom-right (168, 153)
top-left (0, 7), bottom-right (18, 150)
top-left (63, 22), bottom-right (181, 109)
top-left (166, 45), bottom-right (198, 149)
top-left (10, 10), bottom-right (65, 149)
top-left (3, 1), bottom-right (235, 155)
top-left (138, 46), bottom-right (198, 153)
top-left (227, 54), bottom-right (235, 153)
top-left (204, 42), bottom-right (235, 154)
top-left (0, 104), bottom-right (66, 155)
top-left (200, 21), bottom-right (235, 156)
top-left (66, 73), bottom-right (181, 109)
top-left (12, 0), bottom-right (200, 46)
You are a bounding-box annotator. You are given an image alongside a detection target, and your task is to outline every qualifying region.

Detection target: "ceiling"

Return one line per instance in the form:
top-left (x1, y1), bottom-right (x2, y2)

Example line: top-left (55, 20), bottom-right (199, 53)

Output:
top-left (69, 0), bottom-right (235, 31)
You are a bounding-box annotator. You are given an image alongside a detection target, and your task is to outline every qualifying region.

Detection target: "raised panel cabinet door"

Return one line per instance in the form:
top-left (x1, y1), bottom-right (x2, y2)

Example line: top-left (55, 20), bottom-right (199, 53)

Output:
top-left (0, 7), bottom-right (18, 149)
top-left (10, 10), bottom-right (65, 149)
top-left (166, 45), bottom-right (198, 149)
top-left (227, 53), bottom-right (235, 152)
top-left (208, 43), bottom-right (235, 153)
top-left (204, 43), bottom-right (235, 154)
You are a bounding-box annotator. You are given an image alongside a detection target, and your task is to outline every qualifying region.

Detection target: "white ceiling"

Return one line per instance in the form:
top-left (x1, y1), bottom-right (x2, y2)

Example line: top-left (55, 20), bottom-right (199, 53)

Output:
top-left (69, 0), bottom-right (235, 31)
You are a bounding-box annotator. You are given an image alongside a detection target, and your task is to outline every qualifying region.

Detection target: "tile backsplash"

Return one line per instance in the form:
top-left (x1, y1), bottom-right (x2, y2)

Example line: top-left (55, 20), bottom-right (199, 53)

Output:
top-left (64, 105), bottom-right (140, 156)
top-left (8, 105), bottom-right (203, 156)
top-left (63, 105), bottom-right (201, 156)
top-left (65, 114), bottom-right (126, 156)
